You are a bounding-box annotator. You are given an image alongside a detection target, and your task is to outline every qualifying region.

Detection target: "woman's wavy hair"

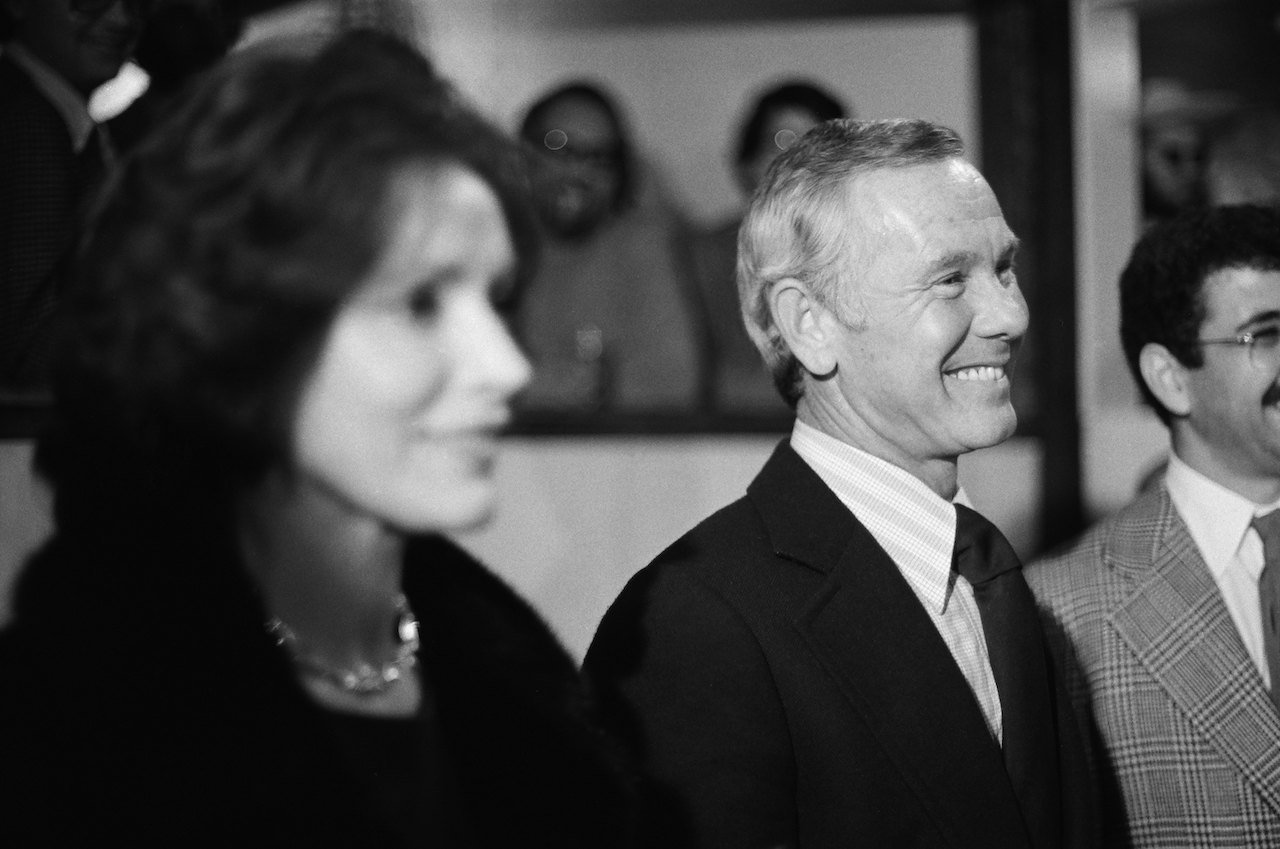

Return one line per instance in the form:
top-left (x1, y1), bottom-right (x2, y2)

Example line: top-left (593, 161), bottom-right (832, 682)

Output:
top-left (40, 29), bottom-right (537, 535)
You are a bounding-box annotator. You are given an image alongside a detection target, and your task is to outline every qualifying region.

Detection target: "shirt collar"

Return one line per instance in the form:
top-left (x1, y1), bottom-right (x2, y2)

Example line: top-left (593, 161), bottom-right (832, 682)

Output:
top-left (4, 42), bottom-right (97, 152)
top-left (791, 420), bottom-right (968, 613)
top-left (1166, 452), bottom-right (1280, 580)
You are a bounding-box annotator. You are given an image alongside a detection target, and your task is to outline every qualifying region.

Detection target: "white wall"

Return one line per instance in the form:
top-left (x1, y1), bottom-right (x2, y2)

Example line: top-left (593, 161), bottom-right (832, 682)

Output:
top-left (0, 443), bottom-right (52, 626)
top-left (459, 436), bottom-right (1041, 661)
top-left (420, 5), bottom-right (977, 224)
top-left (1072, 0), bottom-right (1170, 519)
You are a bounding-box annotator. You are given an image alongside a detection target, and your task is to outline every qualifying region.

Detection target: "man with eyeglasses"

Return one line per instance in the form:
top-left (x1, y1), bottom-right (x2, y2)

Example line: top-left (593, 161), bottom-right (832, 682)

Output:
top-left (1027, 204), bottom-right (1280, 847)
top-left (1, 0), bottom-right (149, 400)
top-left (512, 82), bottom-right (702, 414)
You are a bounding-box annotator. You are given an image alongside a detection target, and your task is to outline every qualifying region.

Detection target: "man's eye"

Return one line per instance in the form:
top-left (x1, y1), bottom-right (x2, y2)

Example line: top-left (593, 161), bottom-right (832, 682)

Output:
top-left (1251, 326), bottom-right (1280, 348)
top-left (408, 288), bottom-right (440, 319)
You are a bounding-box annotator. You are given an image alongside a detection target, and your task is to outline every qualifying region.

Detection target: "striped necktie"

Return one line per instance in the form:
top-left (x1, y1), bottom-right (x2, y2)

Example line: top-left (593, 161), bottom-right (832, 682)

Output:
top-left (1250, 510), bottom-right (1280, 710)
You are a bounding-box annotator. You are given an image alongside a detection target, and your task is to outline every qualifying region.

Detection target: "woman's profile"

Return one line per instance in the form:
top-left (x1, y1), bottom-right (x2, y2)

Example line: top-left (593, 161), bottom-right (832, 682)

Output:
top-left (0, 30), bottom-right (635, 847)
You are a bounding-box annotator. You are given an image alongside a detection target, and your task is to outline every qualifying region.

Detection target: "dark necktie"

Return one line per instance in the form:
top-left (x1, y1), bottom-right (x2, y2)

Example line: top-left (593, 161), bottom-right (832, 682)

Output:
top-left (1250, 511), bottom-right (1280, 711)
top-left (953, 504), bottom-right (1061, 849)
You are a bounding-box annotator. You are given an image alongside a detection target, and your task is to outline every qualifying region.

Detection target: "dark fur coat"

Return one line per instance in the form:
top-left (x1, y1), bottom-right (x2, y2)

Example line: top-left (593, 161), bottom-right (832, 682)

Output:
top-left (0, 528), bottom-right (637, 847)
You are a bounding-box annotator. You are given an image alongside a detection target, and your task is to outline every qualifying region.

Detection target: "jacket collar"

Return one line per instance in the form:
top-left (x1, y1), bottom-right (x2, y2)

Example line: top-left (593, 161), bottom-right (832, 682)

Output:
top-left (748, 440), bottom-right (1033, 846)
top-left (747, 440), bottom-right (862, 574)
top-left (1108, 485), bottom-right (1280, 816)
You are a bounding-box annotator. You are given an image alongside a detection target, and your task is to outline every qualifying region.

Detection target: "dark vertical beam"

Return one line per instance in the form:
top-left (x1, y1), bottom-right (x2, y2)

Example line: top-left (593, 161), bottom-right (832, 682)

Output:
top-left (976, 0), bottom-right (1084, 553)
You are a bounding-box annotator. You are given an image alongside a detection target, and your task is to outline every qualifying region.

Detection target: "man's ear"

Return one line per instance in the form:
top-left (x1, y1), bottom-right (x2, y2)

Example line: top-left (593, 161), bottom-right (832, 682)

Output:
top-left (769, 277), bottom-right (839, 379)
top-left (1138, 342), bottom-right (1192, 418)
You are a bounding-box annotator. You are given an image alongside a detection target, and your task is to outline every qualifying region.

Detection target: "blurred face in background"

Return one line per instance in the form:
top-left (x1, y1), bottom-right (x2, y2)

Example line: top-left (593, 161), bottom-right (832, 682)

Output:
top-left (291, 164), bottom-right (532, 535)
top-left (8, 0), bottom-right (148, 94)
top-left (1142, 120), bottom-right (1207, 217)
top-left (526, 94), bottom-right (625, 240)
top-left (737, 104), bottom-right (826, 198)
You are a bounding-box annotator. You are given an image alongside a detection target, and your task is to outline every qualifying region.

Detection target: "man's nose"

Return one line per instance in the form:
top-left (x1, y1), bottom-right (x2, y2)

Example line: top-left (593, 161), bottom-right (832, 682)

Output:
top-left (972, 273), bottom-right (1029, 340)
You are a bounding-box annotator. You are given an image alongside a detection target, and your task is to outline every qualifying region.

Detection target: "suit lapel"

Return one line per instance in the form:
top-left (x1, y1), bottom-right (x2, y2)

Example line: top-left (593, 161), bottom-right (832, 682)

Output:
top-left (749, 442), bottom-right (1030, 846)
top-left (1109, 490), bottom-right (1280, 816)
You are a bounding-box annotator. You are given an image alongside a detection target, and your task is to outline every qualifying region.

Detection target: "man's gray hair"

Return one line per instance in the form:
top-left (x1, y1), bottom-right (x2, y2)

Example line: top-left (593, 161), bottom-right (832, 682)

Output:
top-left (736, 118), bottom-right (965, 406)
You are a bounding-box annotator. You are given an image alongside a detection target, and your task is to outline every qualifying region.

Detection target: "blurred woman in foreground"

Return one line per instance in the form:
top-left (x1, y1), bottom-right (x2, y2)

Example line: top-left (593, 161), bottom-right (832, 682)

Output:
top-left (0, 30), bottom-right (635, 847)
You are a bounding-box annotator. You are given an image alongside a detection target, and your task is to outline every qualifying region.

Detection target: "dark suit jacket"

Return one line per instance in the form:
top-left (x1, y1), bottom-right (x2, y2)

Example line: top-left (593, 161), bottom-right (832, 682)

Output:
top-left (1027, 484), bottom-right (1280, 847)
top-left (585, 440), bottom-right (1097, 848)
top-left (0, 54), bottom-right (79, 389)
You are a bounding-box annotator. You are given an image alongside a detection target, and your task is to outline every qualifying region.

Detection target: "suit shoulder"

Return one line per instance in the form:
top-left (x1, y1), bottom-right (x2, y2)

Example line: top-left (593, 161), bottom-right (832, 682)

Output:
top-left (1025, 489), bottom-right (1166, 616)
top-left (587, 492), bottom-right (782, 656)
top-left (636, 492), bottom-right (775, 592)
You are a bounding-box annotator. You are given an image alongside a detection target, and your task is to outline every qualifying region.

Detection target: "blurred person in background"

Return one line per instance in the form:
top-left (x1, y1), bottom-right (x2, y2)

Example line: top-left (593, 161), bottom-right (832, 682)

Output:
top-left (108, 0), bottom-right (245, 154)
top-left (681, 80), bottom-right (846, 415)
top-left (0, 30), bottom-right (636, 847)
top-left (1, 0), bottom-right (150, 405)
top-left (1206, 106), bottom-right (1280, 208)
top-left (514, 81), bottom-right (702, 416)
top-left (1140, 77), bottom-right (1238, 225)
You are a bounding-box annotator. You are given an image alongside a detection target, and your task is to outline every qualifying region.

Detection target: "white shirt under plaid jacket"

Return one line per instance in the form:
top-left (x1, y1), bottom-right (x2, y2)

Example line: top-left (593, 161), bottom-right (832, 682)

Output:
top-left (1026, 483), bottom-right (1280, 848)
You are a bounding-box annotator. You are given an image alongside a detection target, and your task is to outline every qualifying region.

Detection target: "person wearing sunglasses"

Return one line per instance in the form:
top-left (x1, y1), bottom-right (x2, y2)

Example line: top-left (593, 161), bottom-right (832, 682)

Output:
top-left (1, 0), bottom-right (150, 409)
top-left (1028, 204), bottom-right (1280, 847)
top-left (513, 82), bottom-right (703, 415)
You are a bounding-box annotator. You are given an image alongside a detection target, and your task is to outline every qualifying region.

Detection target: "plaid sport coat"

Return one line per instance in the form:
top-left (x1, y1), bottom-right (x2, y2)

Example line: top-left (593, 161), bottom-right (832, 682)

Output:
top-left (1026, 484), bottom-right (1280, 848)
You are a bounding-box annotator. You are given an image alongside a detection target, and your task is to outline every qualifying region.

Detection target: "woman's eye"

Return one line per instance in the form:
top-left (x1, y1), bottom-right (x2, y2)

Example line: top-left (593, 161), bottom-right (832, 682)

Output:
top-left (489, 273), bottom-right (518, 312)
top-left (1252, 326), bottom-right (1280, 349)
top-left (408, 287), bottom-right (440, 319)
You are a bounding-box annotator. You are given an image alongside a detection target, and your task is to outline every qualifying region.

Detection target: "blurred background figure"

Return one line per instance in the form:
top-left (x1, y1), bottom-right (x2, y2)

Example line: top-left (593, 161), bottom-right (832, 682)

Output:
top-left (681, 80), bottom-right (846, 415)
top-left (514, 80), bottom-right (702, 416)
top-left (0, 31), bottom-right (636, 846)
top-left (0, 0), bottom-right (150, 415)
top-left (1206, 106), bottom-right (1280, 208)
top-left (336, 0), bottom-right (416, 33)
top-left (1139, 77), bottom-right (1238, 224)
top-left (108, 0), bottom-right (245, 155)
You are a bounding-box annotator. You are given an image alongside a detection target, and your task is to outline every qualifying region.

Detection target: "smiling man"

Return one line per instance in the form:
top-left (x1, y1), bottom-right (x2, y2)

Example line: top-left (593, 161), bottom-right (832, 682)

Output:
top-left (585, 119), bottom-right (1097, 849)
top-left (1027, 204), bottom-right (1280, 847)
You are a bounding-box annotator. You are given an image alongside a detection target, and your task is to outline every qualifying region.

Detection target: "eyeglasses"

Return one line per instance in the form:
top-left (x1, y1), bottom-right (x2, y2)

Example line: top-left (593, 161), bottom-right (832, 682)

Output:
top-left (539, 130), bottom-right (623, 171)
top-left (1196, 325), bottom-right (1280, 368)
top-left (69, 0), bottom-right (153, 19)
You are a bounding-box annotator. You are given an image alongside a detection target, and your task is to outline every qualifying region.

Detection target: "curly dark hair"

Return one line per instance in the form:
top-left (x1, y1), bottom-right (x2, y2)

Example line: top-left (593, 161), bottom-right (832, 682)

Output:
top-left (40, 29), bottom-right (537, 537)
top-left (735, 80), bottom-right (846, 168)
top-left (1120, 203), bottom-right (1280, 425)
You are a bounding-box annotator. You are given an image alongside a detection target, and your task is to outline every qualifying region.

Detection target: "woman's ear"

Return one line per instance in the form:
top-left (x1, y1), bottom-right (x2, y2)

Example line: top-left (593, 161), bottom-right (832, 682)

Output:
top-left (769, 278), bottom-right (839, 379)
top-left (1139, 341), bottom-right (1192, 418)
